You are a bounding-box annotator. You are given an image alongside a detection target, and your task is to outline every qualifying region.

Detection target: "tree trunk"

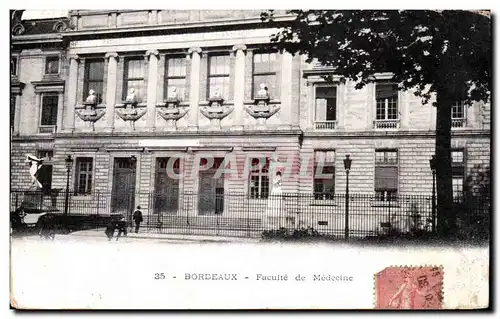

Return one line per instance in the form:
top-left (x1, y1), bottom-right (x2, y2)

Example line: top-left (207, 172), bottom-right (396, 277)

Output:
top-left (435, 89), bottom-right (455, 237)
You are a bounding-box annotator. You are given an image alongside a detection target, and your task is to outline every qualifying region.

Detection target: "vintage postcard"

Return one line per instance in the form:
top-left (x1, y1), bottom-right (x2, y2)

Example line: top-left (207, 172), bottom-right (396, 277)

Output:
top-left (8, 8), bottom-right (491, 310)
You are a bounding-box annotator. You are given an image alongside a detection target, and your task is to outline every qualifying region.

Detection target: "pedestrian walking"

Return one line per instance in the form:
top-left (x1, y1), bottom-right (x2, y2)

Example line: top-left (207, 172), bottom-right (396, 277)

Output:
top-left (116, 216), bottom-right (128, 241)
top-left (105, 220), bottom-right (116, 241)
top-left (133, 206), bottom-right (143, 234)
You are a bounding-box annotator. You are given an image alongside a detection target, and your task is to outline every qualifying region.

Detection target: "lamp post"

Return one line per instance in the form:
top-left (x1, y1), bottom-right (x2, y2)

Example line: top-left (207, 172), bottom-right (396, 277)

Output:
top-left (343, 155), bottom-right (352, 239)
top-left (128, 155), bottom-right (137, 226)
top-left (64, 155), bottom-right (73, 217)
top-left (429, 155), bottom-right (437, 233)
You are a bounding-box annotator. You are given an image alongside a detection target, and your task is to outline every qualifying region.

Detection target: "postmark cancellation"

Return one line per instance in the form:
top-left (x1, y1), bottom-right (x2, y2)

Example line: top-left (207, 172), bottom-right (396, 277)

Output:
top-left (374, 266), bottom-right (444, 310)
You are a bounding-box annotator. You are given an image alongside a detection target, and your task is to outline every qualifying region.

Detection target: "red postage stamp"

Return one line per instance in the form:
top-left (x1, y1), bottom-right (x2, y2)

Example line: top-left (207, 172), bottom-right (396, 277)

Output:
top-left (374, 266), bottom-right (444, 309)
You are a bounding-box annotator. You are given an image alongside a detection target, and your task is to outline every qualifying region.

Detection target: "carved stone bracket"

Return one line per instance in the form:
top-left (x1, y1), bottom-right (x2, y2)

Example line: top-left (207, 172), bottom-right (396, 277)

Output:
top-left (200, 97), bottom-right (233, 128)
top-left (157, 101), bottom-right (189, 129)
top-left (244, 97), bottom-right (280, 125)
top-left (76, 102), bottom-right (106, 131)
top-left (53, 19), bottom-right (74, 32)
top-left (116, 101), bottom-right (146, 131)
top-left (12, 22), bottom-right (25, 36)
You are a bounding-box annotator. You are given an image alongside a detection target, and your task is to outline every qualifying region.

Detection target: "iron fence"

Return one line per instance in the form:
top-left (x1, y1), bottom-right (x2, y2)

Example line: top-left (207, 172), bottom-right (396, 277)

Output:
top-left (10, 190), bottom-right (490, 239)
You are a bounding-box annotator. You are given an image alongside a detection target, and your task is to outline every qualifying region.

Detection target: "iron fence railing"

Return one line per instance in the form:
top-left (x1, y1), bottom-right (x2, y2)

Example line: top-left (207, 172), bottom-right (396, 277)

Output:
top-left (10, 190), bottom-right (490, 239)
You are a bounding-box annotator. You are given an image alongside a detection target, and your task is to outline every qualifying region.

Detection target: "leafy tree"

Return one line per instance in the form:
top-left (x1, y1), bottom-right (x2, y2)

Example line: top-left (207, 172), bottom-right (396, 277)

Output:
top-left (261, 10), bottom-right (491, 237)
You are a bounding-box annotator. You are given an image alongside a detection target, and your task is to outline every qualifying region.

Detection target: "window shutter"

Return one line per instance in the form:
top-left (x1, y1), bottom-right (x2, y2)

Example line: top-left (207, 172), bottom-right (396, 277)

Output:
top-left (376, 84), bottom-right (397, 99)
top-left (375, 166), bottom-right (398, 190)
top-left (315, 98), bottom-right (327, 121)
top-left (314, 151), bottom-right (335, 165)
top-left (316, 86), bottom-right (336, 99)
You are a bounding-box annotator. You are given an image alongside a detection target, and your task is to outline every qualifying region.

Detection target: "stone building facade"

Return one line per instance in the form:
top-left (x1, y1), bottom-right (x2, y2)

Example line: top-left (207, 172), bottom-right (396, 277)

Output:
top-left (11, 10), bottom-right (491, 224)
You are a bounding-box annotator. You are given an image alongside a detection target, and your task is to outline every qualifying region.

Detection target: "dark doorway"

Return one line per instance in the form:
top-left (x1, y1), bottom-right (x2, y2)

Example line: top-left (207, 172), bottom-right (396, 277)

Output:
top-left (198, 158), bottom-right (224, 215)
top-left (154, 157), bottom-right (180, 215)
top-left (111, 157), bottom-right (137, 217)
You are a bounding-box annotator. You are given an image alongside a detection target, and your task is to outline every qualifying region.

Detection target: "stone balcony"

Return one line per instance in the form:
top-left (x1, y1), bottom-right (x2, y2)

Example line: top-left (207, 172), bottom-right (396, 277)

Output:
top-left (373, 119), bottom-right (400, 129)
top-left (314, 120), bottom-right (337, 130)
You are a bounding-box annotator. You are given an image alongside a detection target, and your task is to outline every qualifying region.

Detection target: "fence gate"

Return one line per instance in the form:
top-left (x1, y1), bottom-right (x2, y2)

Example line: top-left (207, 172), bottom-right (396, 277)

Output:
top-left (111, 158), bottom-right (137, 217)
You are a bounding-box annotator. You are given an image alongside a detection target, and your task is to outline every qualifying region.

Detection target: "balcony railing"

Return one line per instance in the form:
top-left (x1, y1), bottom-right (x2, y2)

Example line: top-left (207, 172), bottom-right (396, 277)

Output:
top-left (38, 125), bottom-right (56, 134)
top-left (314, 120), bottom-right (337, 130)
top-left (373, 119), bottom-right (400, 129)
top-left (452, 118), bottom-right (467, 128)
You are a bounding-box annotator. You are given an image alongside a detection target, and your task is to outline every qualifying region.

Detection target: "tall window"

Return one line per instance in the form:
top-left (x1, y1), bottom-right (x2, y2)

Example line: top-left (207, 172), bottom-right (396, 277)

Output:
top-left (40, 95), bottom-right (58, 127)
top-left (375, 150), bottom-right (398, 201)
top-left (11, 57), bottom-right (17, 76)
top-left (452, 149), bottom-right (465, 199)
top-left (75, 158), bottom-right (93, 195)
top-left (123, 57), bottom-right (145, 102)
top-left (249, 157), bottom-right (270, 199)
top-left (37, 151), bottom-right (53, 192)
top-left (83, 59), bottom-right (105, 104)
top-left (164, 56), bottom-right (187, 101)
top-left (207, 54), bottom-right (230, 100)
top-left (452, 101), bottom-right (466, 128)
top-left (154, 157), bottom-right (181, 214)
top-left (252, 52), bottom-right (278, 98)
top-left (314, 150), bottom-right (335, 200)
top-left (45, 56), bottom-right (59, 75)
top-left (375, 83), bottom-right (398, 124)
top-left (315, 86), bottom-right (337, 122)
top-left (10, 94), bottom-right (15, 129)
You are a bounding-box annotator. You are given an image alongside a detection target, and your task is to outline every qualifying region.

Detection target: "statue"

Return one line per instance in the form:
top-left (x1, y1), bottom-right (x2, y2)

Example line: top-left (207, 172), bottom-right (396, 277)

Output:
top-left (85, 89), bottom-right (97, 104)
top-left (168, 86), bottom-right (178, 100)
top-left (126, 88), bottom-right (137, 103)
top-left (212, 87), bottom-right (221, 99)
top-left (26, 154), bottom-right (44, 189)
top-left (257, 83), bottom-right (269, 98)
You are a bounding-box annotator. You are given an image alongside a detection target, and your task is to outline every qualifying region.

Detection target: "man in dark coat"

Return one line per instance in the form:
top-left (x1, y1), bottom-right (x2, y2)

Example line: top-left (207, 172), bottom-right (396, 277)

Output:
top-left (133, 206), bottom-right (143, 234)
top-left (116, 217), bottom-right (128, 241)
top-left (104, 220), bottom-right (116, 241)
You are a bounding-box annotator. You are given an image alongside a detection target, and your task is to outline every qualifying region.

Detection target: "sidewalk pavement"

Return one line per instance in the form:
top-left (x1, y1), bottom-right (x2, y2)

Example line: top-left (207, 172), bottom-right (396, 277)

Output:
top-left (66, 228), bottom-right (262, 243)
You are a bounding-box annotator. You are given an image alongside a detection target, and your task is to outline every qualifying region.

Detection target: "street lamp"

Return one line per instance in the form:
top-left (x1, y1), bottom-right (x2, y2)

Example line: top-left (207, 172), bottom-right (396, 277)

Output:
top-left (429, 155), bottom-right (437, 233)
top-left (64, 155), bottom-right (73, 217)
top-left (343, 154), bottom-right (352, 239)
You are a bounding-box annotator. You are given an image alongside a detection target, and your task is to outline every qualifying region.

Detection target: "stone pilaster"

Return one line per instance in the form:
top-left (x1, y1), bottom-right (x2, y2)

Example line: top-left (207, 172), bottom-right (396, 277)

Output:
top-left (34, 92), bottom-right (41, 133)
top-left (13, 93), bottom-right (22, 135)
top-left (145, 50), bottom-right (159, 131)
top-left (400, 90), bottom-right (409, 129)
top-left (187, 47), bottom-right (202, 130)
top-left (280, 50), bottom-right (293, 126)
top-left (231, 44), bottom-right (246, 130)
top-left (105, 52), bottom-right (118, 132)
top-left (65, 54), bottom-right (79, 132)
top-left (56, 92), bottom-right (64, 133)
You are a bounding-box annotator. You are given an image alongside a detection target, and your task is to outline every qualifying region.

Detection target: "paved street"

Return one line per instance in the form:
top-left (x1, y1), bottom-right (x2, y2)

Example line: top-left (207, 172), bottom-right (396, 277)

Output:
top-left (11, 228), bottom-right (261, 245)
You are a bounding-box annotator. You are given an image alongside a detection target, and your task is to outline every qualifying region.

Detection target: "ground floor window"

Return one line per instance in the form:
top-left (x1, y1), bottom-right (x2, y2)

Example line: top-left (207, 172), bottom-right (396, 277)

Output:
top-left (249, 157), bottom-right (269, 199)
top-left (452, 149), bottom-right (466, 199)
top-left (375, 149), bottom-right (398, 201)
top-left (314, 150), bottom-right (335, 199)
top-left (75, 157), bottom-right (93, 195)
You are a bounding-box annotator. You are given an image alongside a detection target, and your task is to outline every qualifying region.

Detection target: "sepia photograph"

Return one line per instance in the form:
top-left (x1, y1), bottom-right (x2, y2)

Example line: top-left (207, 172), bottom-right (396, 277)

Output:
top-left (8, 5), bottom-right (492, 310)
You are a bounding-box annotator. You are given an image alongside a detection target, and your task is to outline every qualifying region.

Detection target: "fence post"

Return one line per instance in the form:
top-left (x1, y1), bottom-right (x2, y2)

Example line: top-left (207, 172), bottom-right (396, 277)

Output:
top-left (345, 173), bottom-right (350, 240)
top-left (96, 192), bottom-right (100, 231)
top-left (246, 194), bottom-right (250, 238)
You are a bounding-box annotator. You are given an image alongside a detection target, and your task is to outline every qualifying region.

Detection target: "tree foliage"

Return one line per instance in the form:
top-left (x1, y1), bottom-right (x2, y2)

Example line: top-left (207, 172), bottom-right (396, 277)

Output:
top-left (262, 10), bottom-right (490, 103)
top-left (262, 10), bottom-right (491, 236)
